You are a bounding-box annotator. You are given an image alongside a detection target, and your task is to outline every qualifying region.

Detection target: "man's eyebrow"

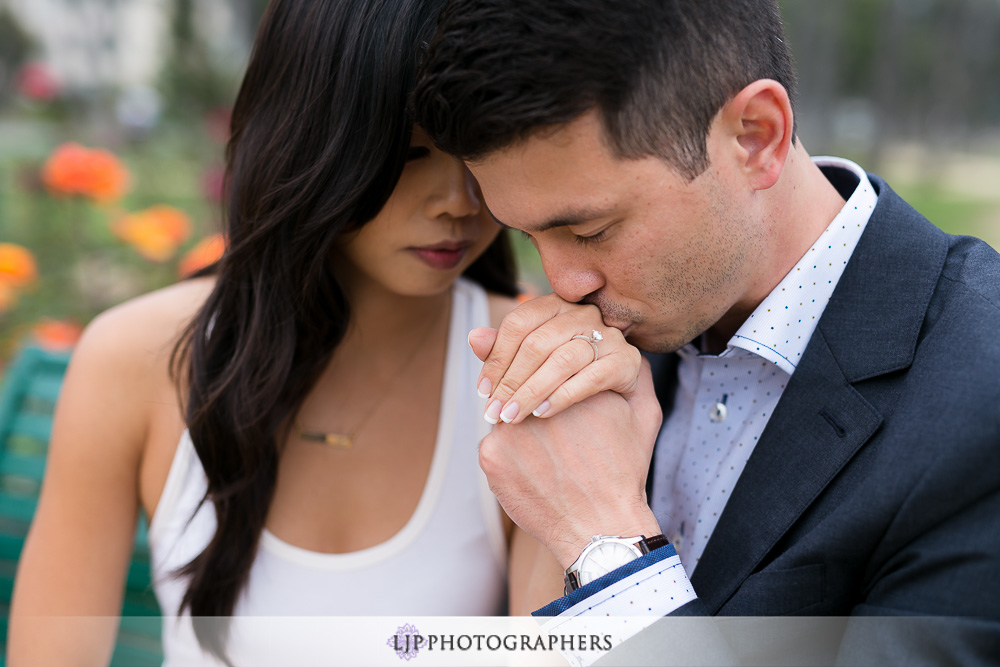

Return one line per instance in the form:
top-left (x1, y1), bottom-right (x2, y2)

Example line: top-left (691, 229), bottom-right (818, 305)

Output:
top-left (485, 202), bottom-right (616, 233)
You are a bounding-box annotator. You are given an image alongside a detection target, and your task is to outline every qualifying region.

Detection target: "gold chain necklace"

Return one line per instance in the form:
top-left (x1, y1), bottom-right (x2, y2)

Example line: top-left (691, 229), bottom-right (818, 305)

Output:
top-left (293, 313), bottom-right (441, 450)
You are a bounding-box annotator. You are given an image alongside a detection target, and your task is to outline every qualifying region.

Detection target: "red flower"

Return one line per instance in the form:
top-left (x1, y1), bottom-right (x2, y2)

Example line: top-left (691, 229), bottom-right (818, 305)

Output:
top-left (16, 62), bottom-right (59, 102)
top-left (31, 319), bottom-right (83, 350)
top-left (42, 143), bottom-right (130, 203)
top-left (204, 107), bottom-right (232, 144)
top-left (200, 166), bottom-right (226, 203)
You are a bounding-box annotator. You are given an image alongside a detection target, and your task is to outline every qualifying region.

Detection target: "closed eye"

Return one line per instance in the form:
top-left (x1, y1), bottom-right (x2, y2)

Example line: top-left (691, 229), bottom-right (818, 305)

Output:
top-left (573, 229), bottom-right (609, 246)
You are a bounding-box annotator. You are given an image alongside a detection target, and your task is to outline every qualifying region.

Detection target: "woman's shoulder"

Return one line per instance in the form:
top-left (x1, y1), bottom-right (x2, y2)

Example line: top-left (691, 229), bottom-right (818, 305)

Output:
top-left (46, 278), bottom-right (217, 490)
top-left (74, 277), bottom-right (216, 382)
top-left (99, 275), bottom-right (215, 326)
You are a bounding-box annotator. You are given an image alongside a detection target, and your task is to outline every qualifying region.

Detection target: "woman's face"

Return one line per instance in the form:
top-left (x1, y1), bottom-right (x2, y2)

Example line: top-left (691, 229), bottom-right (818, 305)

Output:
top-left (337, 126), bottom-right (502, 298)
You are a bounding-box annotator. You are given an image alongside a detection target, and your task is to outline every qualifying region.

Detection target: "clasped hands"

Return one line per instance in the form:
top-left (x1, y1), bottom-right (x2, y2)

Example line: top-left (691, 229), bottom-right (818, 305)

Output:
top-left (472, 294), bottom-right (663, 568)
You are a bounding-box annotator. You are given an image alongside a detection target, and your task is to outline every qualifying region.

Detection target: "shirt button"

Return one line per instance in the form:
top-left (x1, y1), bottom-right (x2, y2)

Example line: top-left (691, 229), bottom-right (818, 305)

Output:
top-left (709, 402), bottom-right (728, 422)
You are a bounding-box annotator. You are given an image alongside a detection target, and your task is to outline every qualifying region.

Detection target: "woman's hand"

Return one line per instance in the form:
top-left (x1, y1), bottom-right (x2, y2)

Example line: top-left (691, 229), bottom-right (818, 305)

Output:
top-left (470, 292), bottom-right (643, 425)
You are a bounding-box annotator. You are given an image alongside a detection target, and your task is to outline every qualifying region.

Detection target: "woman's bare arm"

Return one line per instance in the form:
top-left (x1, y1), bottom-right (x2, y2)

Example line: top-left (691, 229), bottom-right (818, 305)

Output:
top-left (7, 286), bottom-right (192, 665)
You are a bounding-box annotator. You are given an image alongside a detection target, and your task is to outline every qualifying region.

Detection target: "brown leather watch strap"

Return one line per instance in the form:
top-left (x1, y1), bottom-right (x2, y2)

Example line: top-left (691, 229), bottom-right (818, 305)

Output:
top-left (637, 534), bottom-right (669, 553)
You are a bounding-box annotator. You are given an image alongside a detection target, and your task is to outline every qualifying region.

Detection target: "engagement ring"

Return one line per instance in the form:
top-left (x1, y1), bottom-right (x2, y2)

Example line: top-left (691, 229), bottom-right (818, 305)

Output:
top-left (571, 329), bottom-right (603, 362)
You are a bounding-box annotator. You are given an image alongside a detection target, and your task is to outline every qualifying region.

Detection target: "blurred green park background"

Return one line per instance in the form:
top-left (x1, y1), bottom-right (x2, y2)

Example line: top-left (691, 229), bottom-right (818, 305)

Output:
top-left (0, 0), bottom-right (998, 363)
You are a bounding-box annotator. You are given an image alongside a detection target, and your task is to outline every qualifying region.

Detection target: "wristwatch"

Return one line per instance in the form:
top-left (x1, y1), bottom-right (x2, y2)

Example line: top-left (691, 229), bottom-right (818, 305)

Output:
top-left (563, 534), bottom-right (669, 595)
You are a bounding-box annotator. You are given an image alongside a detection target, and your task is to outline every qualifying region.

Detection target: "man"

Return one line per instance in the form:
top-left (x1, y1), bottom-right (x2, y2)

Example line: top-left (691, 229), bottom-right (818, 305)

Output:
top-left (413, 0), bottom-right (1000, 663)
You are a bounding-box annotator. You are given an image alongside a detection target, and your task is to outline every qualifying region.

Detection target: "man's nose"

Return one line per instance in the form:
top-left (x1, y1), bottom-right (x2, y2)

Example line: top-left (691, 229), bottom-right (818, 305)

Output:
top-left (538, 244), bottom-right (605, 304)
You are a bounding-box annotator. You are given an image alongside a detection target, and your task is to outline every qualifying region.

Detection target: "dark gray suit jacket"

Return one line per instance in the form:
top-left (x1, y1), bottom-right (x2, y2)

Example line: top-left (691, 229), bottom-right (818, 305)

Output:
top-left (625, 173), bottom-right (1000, 664)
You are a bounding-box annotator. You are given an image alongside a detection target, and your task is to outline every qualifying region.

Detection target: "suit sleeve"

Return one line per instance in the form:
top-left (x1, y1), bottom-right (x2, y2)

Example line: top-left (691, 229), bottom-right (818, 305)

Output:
top-left (583, 421), bottom-right (1000, 666)
top-left (835, 425), bottom-right (1000, 665)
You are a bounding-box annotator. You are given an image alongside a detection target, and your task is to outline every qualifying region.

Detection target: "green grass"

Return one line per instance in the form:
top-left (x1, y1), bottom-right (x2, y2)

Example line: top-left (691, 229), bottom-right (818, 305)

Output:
top-left (889, 182), bottom-right (997, 241)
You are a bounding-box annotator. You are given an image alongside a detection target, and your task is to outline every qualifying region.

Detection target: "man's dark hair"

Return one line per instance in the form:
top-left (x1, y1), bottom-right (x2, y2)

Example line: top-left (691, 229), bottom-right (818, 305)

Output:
top-left (413, 0), bottom-right (797, 180)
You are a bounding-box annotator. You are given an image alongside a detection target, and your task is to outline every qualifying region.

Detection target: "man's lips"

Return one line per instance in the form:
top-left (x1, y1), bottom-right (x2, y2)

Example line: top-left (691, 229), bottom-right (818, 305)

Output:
top-left (410, 241), bottom-right (473, 270)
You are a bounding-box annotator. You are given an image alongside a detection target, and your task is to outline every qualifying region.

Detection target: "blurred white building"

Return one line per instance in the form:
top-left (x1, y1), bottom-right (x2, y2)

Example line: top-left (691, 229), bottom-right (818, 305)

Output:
top-left (0, 0), bottom-right (248, 91)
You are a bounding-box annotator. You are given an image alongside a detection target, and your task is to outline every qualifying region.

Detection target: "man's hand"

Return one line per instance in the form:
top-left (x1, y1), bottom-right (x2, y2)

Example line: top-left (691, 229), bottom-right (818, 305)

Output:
top-left (471, 293), bottom-right (642, 425)
top-left (478, 358), bottom-right (663, 568)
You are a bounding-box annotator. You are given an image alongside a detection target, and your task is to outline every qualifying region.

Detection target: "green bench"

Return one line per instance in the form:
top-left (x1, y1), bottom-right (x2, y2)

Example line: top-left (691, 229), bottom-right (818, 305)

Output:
top-left (0, 345), bottom-right (163, 665)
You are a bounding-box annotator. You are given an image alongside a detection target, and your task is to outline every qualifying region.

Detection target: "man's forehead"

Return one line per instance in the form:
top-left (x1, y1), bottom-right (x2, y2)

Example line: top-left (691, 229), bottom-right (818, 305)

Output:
top-left (467, 115), bottom-right (619, 232)
top-left (471, 161), bottom-right (611, 234)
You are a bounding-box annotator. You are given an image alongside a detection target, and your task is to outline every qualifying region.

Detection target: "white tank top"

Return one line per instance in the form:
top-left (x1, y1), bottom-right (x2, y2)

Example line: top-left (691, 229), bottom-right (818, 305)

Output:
top-left (148, 278), bottom-right (507, 665)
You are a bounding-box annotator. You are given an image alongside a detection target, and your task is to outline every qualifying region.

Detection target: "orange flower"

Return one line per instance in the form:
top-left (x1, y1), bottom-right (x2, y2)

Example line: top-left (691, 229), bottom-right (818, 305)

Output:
top-left (113, 205), bottom-right (192, 262)
top-left (31, 318), bottom-right (83, 350)
top-left (178, 234), bottom-right (226, 277)
top-left (42, 142), bottom-right (130, 203)
top-left (0, 243), bottom-right (38, 288)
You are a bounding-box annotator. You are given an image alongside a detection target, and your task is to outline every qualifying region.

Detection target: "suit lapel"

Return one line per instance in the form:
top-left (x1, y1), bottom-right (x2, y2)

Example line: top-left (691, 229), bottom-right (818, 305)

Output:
top-left (684, 176), bottom-right (949, 612)
top-left (689, 330), bottom-right (881, 611)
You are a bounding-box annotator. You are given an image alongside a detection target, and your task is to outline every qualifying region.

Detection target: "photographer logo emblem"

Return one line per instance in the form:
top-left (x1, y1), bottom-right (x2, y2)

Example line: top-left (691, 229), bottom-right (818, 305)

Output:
top-left (387, 623), bottom-right (422, 661)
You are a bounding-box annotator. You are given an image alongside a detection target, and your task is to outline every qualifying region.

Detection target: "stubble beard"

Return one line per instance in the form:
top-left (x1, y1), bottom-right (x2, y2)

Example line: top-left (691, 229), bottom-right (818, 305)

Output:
top-left (635, 190), bottom-right (762, 355)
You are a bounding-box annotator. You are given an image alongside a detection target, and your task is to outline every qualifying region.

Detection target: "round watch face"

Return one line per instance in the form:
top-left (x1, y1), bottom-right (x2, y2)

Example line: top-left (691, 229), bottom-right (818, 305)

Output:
top-left (578, 541), bottom-right (641, 585)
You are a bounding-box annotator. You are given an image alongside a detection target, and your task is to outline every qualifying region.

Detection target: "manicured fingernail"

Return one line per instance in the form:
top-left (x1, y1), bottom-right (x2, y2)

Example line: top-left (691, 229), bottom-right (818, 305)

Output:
top-left (477, 377), bottom-right (492, 399)
top-left (484, 399), bottom-right (502, 424)
top-left (532, 400), bottom-right (551, 418)
top-left (500, 402), bottom-right (519, 424)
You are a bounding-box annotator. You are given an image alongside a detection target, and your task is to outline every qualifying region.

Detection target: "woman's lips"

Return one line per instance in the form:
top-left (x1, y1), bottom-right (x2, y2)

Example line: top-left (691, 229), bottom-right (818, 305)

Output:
top-left (410, 242), bottom-right (472, 270)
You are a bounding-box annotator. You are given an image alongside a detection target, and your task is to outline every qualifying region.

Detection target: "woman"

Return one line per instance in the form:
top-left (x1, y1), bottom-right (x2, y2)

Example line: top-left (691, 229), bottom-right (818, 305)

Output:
top-left (9, 0), bottom-right (644, 662)
top-left (7, 0), bottom-right (587, 664)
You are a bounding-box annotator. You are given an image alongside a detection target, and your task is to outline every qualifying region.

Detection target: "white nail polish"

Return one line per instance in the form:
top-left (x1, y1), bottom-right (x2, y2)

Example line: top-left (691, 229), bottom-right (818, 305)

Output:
top-left (532, 400), bottom-right (551, 418)
top-left (477, 377), bottom-right (492, 399)
top-left (500, 402), bottom-right (519, 424)
top-left (484, 399), bottom-right (501, 425)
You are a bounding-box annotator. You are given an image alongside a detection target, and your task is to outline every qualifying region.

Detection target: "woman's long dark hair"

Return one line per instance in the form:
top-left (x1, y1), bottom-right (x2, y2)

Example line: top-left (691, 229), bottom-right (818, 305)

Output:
top-left (169, 0), bottom-right (517, 658)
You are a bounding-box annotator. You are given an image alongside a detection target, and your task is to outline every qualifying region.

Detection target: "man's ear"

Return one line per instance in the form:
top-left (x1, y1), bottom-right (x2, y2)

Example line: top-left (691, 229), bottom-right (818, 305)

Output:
top-left (718, 79), bottom-right (794, 191)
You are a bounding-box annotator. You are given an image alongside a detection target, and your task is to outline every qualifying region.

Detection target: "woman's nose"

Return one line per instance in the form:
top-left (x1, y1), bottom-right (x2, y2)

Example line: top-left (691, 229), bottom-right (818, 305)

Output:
top-left (425, 157), bottom-right (482, 221)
